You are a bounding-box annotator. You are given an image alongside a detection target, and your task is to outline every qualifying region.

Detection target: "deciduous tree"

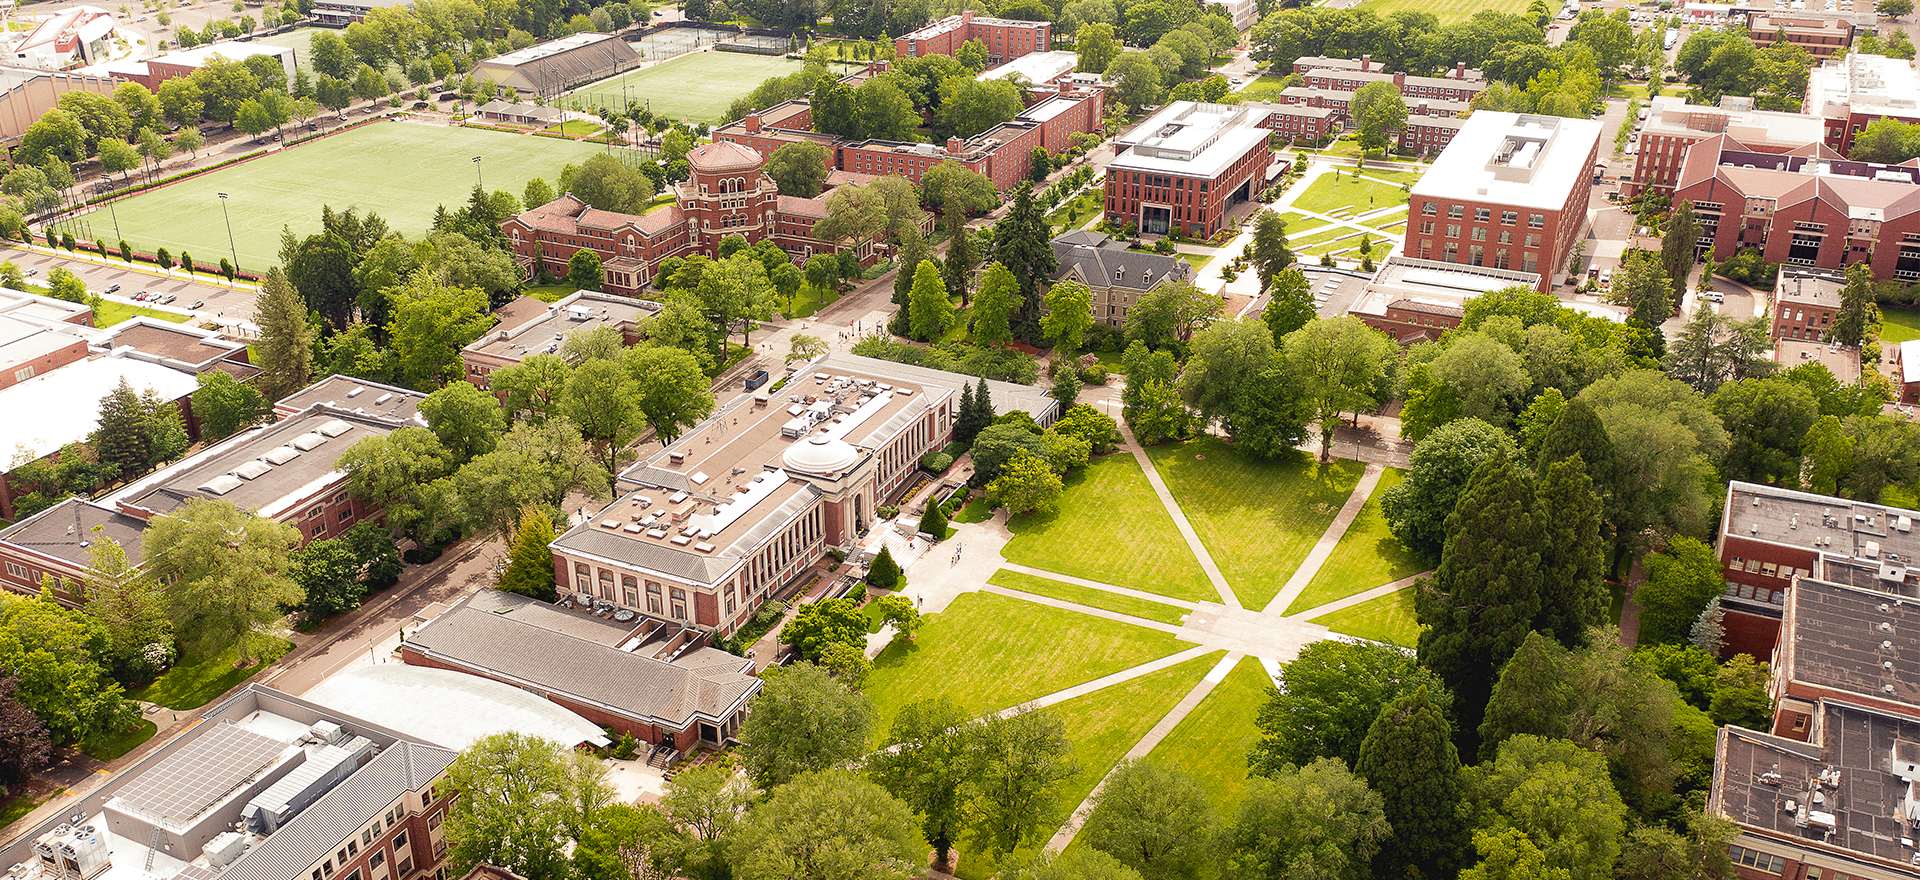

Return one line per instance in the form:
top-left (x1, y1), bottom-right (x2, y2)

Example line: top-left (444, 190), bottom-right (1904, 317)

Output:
top-left (443, 732), bottom-right (578, 880)
top-left (737, 662), bottom-right (873, 788)
top-left (728, 769), bottom-right (925, 880)
top-left (1081, 761), bottom-right (1215, 880)
top-left (1223, 758), bottom-right (1388, 880)
top-left (144, 499), bottom-right (301, 662)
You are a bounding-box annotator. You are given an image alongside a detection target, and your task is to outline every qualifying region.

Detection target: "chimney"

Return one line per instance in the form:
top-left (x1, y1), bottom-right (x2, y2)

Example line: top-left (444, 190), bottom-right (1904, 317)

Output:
top-left (1360, 54), bottom-right (1371, 72)
top-left (1393, 72), bottom-right (1406, 88)
top-left (1417, 100), bottom-right (1429, 116)
top-left (1058, 78), bottom-right (1071, 93)
top-left (744, 112), bottom-right (761, 133)
top-left (946, 136), bottom-right (963, 152)
top-left (1455, 61), bottom-right (1466, 80)
top-left (961, 9), bottom-right (973, 24)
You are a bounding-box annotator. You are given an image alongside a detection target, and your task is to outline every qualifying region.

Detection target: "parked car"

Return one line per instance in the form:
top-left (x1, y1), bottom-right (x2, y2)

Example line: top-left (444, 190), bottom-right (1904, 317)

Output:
top-left (23, 267), bottom-right (36, 276)
top-left (1702, 290), bottom-right (1725, 302)
top-left (158, 294), bottom-right (176, 304)
top-left (131, 291), bottom-right (147, 301)
top-left (187, 300), bottom-right (204, 310)
top-left (744, 369), bottom-right (771, 390)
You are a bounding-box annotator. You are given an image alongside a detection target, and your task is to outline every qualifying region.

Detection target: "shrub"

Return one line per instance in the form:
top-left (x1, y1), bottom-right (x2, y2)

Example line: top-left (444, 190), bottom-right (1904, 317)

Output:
top-left (921, 451), bottom-right (954, 472)
top-left (877, 504), bottom-right (901, 519)
top-left (917, 502), bottom-right (948, 539)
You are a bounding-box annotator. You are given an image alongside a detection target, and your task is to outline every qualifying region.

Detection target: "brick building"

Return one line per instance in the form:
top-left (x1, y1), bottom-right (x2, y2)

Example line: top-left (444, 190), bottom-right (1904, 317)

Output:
top-left (1104, 101), bottom-right (1274, 238)
top-left (545, 352), bottom-right (1057, 644)
top-left (1050, 229), bottom-right (1195, 326)
top-left (503, 142), bottom-right (901, 294)
top-left (401, 589), bottom-right (758, 755)
top-left (1297, 58), bottom-right (1486, 104)
top-left (1242, 100), bottom-right (1335, 145)
top-left (1712, 481), bottom-right (1920, 660)
top-left (1348, 254), bottom-right (1546, 342)
top-left (1768, 268), bottom-right (1844, 342)
top-left (1400, 113), bottom-right (1467, 157)
top-left (1748, 12), bottom-right (1860, 58)
top-left (709, 81), bottom-right (1104, 192)
top-left (1670, 136), bottom-right (1920, 278)
top-left (6, 685), bottom-right (458, 880)
top-left (1626, 95), bottom-right (1827, 197)
top-left (1405, 112), bottom-right (1603, 289)
top-left (894, 11), bottom-right (1051, 64)
top-left (460, 291), bottom-right (659, 389)
top-left (1804, 52), bottom-right (1920, 154)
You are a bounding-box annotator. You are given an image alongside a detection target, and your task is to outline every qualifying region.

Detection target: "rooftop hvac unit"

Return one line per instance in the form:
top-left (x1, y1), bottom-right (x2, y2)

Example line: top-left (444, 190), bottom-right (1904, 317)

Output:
top-left (203, 832), bottom-right (247, 868)
top-left (243, 737), bottom-right (376, 835)
top-left (309, 720), bottom-right (346, 745)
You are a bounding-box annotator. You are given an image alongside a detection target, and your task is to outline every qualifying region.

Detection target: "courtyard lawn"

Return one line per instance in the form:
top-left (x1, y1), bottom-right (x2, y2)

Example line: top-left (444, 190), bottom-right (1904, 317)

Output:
top-left (1286, 468), bottom-right (1425, 616)
top-left (1291, 225), bottom-right (1366, 248)
top-left (1882, 308), bottom-right (1920, 344)
top-left (1311, 588), bottom-right (1422, 646)
top-left (524, 283), bottom-right (579, 302)
top-left (1146, 438), bottom-right (1367, 609)
top-left (1291, 173), bottom-right (1410, 216)
top-left (549, 120), bottom-right (604, 137)
top-left (1357, 0), bottom-right (1529, 24)
top-left (249, 27), bottom-right (325, 75)
top-left (862, 591), bottom-right (1188, 741)
top-left (81, 718), bottom-right (158, 761)
top-left (948, 651), bottom-right (1222, 880)
top-left (129, 638), bottom-right (289, 710)
top-left (1234, 75), bottom-right (1292, 100)
top-left (570, 52), bottom-right (837, 125)
top-left (1003, 455), bottom-right (1215, 603)
top-left (1357, 168), bottom-right (1424, 186)
top-left (987, 568), bottom-right (1190, 626)
top-left (102, 124), bottom-right (606, 269)
top-left (1143, 655), bottom-right (1271, 809)
top-left (92, 301), bottom-right (192, 328)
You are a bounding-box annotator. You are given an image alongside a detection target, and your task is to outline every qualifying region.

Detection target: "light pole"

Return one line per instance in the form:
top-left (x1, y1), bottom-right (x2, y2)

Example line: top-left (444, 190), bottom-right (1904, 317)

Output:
top-left (217, 192), bottom-right (237, 284)
top-left (472, 156), bottom-right (483, 191)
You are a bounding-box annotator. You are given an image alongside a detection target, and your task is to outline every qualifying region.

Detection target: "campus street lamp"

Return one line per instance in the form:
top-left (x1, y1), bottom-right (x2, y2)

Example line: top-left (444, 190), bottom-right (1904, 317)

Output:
top-left (473, 156), bottom-right (484, 191)
top-left (217, 192), bottom-right (237, 284)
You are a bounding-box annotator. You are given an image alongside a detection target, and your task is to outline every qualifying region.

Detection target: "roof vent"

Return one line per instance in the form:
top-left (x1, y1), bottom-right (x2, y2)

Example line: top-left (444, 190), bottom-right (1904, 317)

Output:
top-left (232, 460), bottom-right (272, 480)
top-left (264, 446), bottom-right (300, 465)
top-left (317, 419), bottom-right (352, 437)
top-left (200, 474), bottom-right (243, 496)
top-left (290, 432), bottom-right (327, 451)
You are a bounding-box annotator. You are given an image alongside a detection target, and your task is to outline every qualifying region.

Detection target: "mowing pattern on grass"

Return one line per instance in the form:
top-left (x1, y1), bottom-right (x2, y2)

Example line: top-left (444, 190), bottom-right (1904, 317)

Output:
top-left (1003, 455), bottom-right (1214, 602)
top-left (94, 301), bottom-right (191, 328)
top-left (1143, 655), bottom-right (1271, 809)
top-left (105, 125), bottom-right (606, 268)
top-left (1291, 173), bottom-right (1410, 216)
top-left (862, 591), bottom-right (1187, 740)
top-left (1356, 0), bottom-right (1528, 24)
top-left (1311, 587), bottom-right (1421, 646)
top-left (1145, 439), bottom-right (1366, 609)
top-left (1883, 308), bottom-right (1920, 344)
top-left (570, 53), bottom-right (836, 124)
top-left (1287, 467), bottom-right (1425, 616)
top-left (987, 568), bottom-right (1190, 626)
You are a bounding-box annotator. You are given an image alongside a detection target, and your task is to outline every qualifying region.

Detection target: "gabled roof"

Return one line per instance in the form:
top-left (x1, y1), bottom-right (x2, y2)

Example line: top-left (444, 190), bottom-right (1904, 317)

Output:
top-left (1050, 230), bottom-right (1188, 292)
top-left (217, 741), bottom-right (457, 880)
top-left (687, 141), bottom-right (762, 171)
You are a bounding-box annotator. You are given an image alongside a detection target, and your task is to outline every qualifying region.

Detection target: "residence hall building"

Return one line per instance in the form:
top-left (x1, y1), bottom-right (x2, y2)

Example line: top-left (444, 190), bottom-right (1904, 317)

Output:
top-left (503, 142), bottom-right (915, 294)
top-left (894, 11), bottom-right (1051, 64)
top-left (1405, 111), bottom-right (1604, 289)
top-left (1626, 95), bottom-right (1826, 197)
top-left (711, 77), bottom-right (1105, 192)
top-left (1713, 481), bottom-right (1920, 660)
top-left (1347, 254), bottom-right (1546, 343)
top-left (1298, 61), bottom-right (1486, 105)
top-left (547, 351), bottom-right (1058, 643)
top-left (401, 588), bottom-right (760, 756)
top-left (1770, 268), bottom-right (1845, 342)
top-left (468, 33), bottom-right (640, 99)
top-left (4, 684), bottom-right (458, 880)
top-left (1104, 101), bottom-right (1275, 238)
top-left (1804, 52), bottom-right (1920, 154)
top-left (1050, 229), bottom-right (1195, 327)
top-left (1669, 136), bottom-right (1920, 279)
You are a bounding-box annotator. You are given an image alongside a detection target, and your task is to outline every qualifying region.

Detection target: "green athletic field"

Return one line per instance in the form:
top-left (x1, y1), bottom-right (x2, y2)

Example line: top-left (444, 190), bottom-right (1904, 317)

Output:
top-left (95, 122), bottom-right (608, 269)
top-left (569, 51), bottom-right (852, 125)
top-left (1357, 0), bottom-right (1529, 24)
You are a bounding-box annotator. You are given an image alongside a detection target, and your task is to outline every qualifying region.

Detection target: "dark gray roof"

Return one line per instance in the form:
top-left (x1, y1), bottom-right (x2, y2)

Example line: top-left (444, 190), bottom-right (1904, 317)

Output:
top-left (274, 375), bottom-right (426, 424)
top-left (1783, 573), bottom-right (1920, 709)
top-left (403, 602), bottom-right (759, 728)
top-left (464, 588), bottom-right (638, 646)
top-left (550, 522), bottom-right (743, 584)
top-left (1051, 230), bottom-right (1190, 294)
top-left (0, 497), bottom-right (149, 569)
top-left (109, 407), bottom-right (407, 517)
top-left (219, 741), bottom-right (456, 880)
top-left (812, 351), bottom-right (1059, 425)
top-left (1388, 298), bottom-right (1466, 317)
top-left (1712, 700), bottom-right (1920, 872)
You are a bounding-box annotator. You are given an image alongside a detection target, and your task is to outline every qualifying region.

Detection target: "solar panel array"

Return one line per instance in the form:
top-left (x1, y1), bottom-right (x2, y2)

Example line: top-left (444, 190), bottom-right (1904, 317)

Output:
top-left (115, 724), bottom-right (286, 824)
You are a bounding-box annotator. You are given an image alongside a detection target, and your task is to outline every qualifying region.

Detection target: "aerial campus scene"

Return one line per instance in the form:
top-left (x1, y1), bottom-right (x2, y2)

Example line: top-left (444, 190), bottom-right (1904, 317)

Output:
top-left (3, 0), bottom-right (1920, 877)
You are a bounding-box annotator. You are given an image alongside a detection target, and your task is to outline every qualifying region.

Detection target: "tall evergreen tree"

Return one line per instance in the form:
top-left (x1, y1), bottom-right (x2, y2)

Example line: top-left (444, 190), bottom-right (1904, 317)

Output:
top-left (990, 182), bottom-right (1057, 343)
top-left (1659, 200), bottom-right (1701, 307)
top-left (944, 227), bottom-right (979, 306)
top-left (955, 378), bottom-right (995, 446)
top-left (1415, 457), bottom-right (1544, 758)
top-left (92, 379), bottom-right (149, 481)
top-left (254, 267), bottom-right (314, 400)
top-left (1356, 686), bottom-right (1468, 880)
top-left (1533, 455), bottom-right (1608, 647)
top-left (1477, 631), bottom-right (1574, 761)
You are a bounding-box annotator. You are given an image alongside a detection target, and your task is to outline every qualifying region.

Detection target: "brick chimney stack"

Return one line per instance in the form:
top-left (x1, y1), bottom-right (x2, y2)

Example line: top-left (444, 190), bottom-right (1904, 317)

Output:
top-left (1454, 61), bottom-right (1466, 79)
top-left (1360, 53), bottom-right (1371, 72)
top-left (946, 136), bottom-right (963, 152)
top-left (744, 112), bottom-right (761, 133)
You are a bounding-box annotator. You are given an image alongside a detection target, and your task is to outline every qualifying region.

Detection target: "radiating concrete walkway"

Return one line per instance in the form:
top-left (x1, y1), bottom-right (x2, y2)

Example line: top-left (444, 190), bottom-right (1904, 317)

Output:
top-left (1116, 421), bottom-right (1241, 609)
top-left (998, 563), bottom-right (1203, 610)
top-left (1282, 571), bottom-right (1430, 621)
top-left (981, 585), bottom-right (1186, 634)
top-left (1265, 462), bottom-right (1384, 615)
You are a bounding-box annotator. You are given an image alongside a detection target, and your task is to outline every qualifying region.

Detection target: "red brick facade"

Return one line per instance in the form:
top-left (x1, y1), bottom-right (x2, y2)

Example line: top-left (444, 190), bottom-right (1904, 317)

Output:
top-left (894, 11), bottom-right (1051, 64)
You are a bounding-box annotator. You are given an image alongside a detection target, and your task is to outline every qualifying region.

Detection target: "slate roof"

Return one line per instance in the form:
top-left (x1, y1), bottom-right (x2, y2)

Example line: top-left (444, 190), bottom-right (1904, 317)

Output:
top-left (403, 598), bottom-right (759, 729)
top-left (1051, 230), bottom-right (1189, 292)
top-left (0, 497), bottom-right (149, 569)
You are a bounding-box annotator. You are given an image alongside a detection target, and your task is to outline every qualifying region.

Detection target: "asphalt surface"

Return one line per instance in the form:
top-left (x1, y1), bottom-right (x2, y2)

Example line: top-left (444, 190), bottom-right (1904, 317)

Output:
top-left (0, 243), bottom-right (261, 326)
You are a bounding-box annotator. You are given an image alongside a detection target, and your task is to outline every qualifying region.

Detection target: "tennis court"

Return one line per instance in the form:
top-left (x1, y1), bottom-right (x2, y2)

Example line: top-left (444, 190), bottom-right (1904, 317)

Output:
top-left (95, 122), bottom-right (607, 268)
top-left (629, 27), bottom-right (785, 61)
top-left (569, 50), bottom-right (829, 124)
